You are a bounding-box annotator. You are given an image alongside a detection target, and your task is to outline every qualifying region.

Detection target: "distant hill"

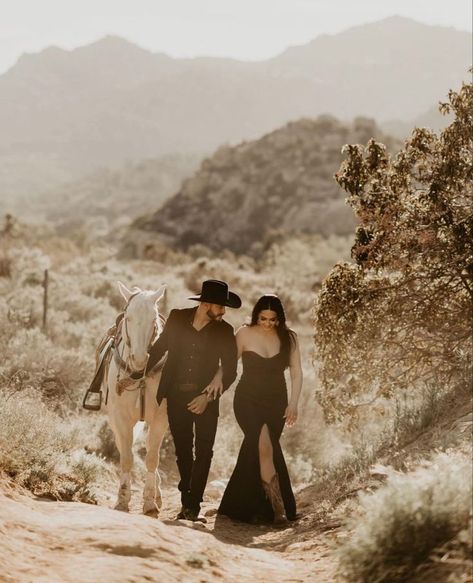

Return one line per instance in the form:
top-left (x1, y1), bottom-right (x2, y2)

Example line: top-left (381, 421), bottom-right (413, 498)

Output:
top-left (268, 16), bottom-right (470, 121)
top-left (129, 116), bottom-right (399, 256)
top-left (0, 17), bottom-right (469, 202)
top-left (3, 154), bottom-right (200, 235)
top-left (382, 104), bottom-right (453, 139)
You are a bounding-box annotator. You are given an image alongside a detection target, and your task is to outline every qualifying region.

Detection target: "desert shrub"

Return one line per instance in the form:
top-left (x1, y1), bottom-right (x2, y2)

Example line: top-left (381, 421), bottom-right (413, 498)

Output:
top-left (263, 235), bottom-right (351, 287)
top-left (3, 284), bottom-right (44, 329)
top-left (259, 235), bottom-right (351, 322)
top-left (52, 289), bottom-right (109, 324)
top-left (307, 381), bottom-right (468, 510)
top-left (0, 242), bottom-right (12, 277)
top-left (68, 449), bottom-right (110, 486)
top-left (315, 79), bottom-right (472, 422)
top-left (0, 389), bottom-right (110, 500)
top-left (309, 437), bottom-right (379, 509)
top-left (9, 246), bottom-right (51, 285)
top-left (390, 385), bottom-right (445, 445)
top-left (281, 377), bottom-right (349, 485)
top-left (95, 419), bottom-right (120, 462)
top-left (46, 307), bottom-right (113, 352)
top-left (0, 327), bottom-right (91, 405)
top-left (337, 451), bottom-right (472, 583)
top-left (414, 519), bottom-right (472, 583)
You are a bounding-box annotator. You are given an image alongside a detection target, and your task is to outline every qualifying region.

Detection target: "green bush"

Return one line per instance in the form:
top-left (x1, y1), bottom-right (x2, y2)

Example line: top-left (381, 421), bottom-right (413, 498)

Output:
top-left (338, 451), bottom-right (472, 583)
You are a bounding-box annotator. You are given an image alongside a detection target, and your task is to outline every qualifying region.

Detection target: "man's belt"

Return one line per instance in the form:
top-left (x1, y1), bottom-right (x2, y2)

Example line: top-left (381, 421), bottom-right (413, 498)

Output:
top-left (176, 382), bottom-right (199, 392)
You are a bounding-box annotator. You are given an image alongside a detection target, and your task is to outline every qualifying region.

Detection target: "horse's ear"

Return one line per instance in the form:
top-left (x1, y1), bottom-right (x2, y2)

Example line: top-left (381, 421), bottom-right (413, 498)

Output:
top-left (151, 285), bottom-right (166, 304)
top-left (117, 281), bottom-right (134, 302)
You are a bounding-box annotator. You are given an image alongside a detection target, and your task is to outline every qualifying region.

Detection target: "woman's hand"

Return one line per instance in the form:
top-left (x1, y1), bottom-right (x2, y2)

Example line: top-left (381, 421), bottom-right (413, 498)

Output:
top-left (283, 403), bottom-right (298, 427)
top-left (187, 394), bottom-right (209, 415)
top-left (203, 368), bottom-right (224, 400)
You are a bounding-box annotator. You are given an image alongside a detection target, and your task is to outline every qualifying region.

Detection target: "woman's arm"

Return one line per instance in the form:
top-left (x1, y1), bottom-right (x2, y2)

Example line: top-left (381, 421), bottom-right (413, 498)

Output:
top-left (235, 325), bottom-right (246, 359)
top-left (284, 333), bottom-right (303, 426)
top-left (204, 325), bottom-right (245, 400)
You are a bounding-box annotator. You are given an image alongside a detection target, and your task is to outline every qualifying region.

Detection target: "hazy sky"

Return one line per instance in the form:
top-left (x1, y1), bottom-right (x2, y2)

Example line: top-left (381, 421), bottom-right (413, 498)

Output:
top-left (0, 0), bottom-right (471, 74)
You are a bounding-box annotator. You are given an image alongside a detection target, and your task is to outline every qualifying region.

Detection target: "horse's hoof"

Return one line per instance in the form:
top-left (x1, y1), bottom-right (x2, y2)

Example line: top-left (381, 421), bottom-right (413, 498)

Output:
top-left (114, 504), bottom-right (130, 512)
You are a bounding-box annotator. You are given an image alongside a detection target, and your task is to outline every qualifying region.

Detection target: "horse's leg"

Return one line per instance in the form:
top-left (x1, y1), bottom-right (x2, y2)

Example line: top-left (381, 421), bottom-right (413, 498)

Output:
top-left (114, 418), bottom-right (134, 512)
top-left (143, 401), bottom-right (168, 516)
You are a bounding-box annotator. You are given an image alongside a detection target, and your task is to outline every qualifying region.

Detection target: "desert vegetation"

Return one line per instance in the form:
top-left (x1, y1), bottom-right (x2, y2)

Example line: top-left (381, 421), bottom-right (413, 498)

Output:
top-left (315, 79), bottom-right (472, 425)
top-left (0, 78), bottom-right (471, 583)
top-left (313, 79), bottom-right (472, 581)
top-left (338, 450), bottom-right (472, 583)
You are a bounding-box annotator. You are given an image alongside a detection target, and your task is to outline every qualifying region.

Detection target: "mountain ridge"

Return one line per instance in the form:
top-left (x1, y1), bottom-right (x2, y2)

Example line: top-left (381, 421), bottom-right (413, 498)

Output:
top-left (1, 17), bottom-right (469, 201)
top-left (8, 16), bottom-right (470, 72)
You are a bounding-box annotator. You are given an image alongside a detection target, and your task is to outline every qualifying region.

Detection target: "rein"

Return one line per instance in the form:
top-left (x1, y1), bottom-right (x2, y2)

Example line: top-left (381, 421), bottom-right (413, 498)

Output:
top-left (112, 293), bottom-right (166, 409)
top-left (113, 313), bottom-right (166, 379)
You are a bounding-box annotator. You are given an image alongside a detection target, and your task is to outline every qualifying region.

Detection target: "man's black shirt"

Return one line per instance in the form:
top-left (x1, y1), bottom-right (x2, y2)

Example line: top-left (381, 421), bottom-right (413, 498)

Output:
top-left (145, 307), bottom-right (238, 404)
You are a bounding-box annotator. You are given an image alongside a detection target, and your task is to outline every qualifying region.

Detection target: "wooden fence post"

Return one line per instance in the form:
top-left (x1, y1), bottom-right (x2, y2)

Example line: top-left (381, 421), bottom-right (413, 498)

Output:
top-left (42, 269), bottom-right (49, 331)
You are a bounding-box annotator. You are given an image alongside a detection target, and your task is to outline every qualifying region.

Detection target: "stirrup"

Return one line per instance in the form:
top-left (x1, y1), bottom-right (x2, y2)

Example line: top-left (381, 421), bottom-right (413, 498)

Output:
top-left (82, 389), bottom-right (102, 411)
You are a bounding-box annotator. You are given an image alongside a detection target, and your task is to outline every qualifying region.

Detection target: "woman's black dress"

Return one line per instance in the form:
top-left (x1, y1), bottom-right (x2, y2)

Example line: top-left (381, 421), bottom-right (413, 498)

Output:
top-left (218, 350), bottom-right (297, 522)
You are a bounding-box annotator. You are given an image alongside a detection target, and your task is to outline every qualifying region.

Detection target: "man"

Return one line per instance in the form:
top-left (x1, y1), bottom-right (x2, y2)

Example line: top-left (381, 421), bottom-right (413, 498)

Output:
top-left (142, 279), bottom-right (241, 521)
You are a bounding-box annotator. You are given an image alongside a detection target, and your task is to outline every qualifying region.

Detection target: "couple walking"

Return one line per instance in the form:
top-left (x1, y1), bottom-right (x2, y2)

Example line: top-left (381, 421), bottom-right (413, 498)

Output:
top-left (145, 279), bottom-right (302, 525)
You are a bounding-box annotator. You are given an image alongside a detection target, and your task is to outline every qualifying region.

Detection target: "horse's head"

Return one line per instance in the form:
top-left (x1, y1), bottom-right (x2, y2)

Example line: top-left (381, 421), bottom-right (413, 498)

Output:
top-left (118, 281), bottom-right (166, 371)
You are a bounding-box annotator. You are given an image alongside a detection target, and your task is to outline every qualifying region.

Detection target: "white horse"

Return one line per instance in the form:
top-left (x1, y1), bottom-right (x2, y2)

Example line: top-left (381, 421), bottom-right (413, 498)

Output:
top-left (104, 281), bottom-right (168, 517)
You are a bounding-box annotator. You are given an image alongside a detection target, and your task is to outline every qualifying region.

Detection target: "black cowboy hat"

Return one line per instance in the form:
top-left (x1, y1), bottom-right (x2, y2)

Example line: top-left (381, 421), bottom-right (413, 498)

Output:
top-left (188, 279), bottom-right (242, 308)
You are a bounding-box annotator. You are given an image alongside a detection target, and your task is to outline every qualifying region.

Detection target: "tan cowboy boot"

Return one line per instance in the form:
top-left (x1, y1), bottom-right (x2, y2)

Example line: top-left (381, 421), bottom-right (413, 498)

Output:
top-left (262, 473), bottom-right (288, 526)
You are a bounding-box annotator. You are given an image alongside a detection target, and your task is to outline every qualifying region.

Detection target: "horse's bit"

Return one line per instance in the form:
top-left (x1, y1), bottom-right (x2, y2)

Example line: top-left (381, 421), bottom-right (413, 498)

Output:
top-left (112, 294), bottom-right (166, 418)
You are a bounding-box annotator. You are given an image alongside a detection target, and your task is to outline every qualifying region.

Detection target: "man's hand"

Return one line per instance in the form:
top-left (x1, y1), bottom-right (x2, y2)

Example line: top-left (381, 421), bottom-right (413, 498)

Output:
top-left (187, 394), bottom-right (209, 415)
top-left (203, 376), bottom-right (223, 401)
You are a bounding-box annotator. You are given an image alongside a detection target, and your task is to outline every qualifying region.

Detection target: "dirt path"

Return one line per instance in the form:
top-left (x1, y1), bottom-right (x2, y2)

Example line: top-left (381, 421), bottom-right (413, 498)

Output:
top-left (0, 481), bottom-right (337, 583)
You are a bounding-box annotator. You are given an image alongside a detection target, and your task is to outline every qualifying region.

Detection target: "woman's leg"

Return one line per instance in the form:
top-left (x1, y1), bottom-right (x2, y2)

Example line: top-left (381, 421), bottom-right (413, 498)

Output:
top-left (259, 423), bottom-right (287, 524)
top-left (219, 395), bottom-right (268, 521)
top-left (258, 424), bottom-right (276, 482)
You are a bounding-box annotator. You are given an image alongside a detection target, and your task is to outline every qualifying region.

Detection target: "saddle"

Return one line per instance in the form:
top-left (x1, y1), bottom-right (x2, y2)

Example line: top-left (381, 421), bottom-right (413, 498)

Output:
top-left (82, 310), bottom-right (167, 411)
top-left (82, 313), bottom-right (124, 410)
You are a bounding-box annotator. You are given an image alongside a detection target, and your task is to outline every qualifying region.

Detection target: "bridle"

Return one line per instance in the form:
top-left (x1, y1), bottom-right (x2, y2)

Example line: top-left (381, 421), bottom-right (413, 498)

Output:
top-left (104, 288), bottom-right (166, 421)
top-left (113, 292), bottom-right (164, 384)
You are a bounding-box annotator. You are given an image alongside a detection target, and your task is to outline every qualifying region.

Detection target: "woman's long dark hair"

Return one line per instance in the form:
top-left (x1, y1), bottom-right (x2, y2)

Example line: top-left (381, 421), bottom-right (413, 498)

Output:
top-left (250, 294), bottom-right (296, 367)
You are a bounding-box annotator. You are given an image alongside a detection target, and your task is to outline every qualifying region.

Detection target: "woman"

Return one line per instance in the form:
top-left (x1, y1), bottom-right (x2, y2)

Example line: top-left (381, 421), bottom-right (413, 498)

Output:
top-left (218, 294), bottom-right (302, 525)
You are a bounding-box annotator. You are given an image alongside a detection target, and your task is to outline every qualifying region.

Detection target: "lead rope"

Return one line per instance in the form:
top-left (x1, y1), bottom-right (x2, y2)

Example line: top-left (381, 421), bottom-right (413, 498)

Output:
top-left (113, 298), bottom-right (165, 421)
top-left (139, 352), bottom-right (150, 422)
top-left (116, 315), bottom-right (153, 421)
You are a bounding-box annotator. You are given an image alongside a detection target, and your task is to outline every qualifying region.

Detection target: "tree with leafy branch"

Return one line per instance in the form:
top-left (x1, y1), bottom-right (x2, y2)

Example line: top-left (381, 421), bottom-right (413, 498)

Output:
top-left (314, 78), bottom-right (472, 423)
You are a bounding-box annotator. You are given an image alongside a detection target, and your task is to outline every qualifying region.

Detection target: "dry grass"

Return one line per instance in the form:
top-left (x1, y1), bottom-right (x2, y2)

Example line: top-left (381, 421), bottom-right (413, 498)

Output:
top-left (301, 380), bottom-right (471, 518)
top-left (0, 389), bottom-right (112, 501)
top-left (337, 451), bottom-right (472, 583)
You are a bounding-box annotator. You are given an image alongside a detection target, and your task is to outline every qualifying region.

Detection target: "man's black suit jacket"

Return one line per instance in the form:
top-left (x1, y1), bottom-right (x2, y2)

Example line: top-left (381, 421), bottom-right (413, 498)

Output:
top-left (146, 307), bottom-right (238, 405)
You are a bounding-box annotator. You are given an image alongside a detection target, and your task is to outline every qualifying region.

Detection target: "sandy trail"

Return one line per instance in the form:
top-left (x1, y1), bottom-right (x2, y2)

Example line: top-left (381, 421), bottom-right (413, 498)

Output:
top-left (0, 481), bottom-right (336, 583)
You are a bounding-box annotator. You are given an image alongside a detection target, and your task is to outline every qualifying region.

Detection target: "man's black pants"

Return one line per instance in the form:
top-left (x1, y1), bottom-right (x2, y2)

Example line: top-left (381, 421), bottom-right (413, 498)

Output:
top-left (167, 392), bottom-right (219, 513)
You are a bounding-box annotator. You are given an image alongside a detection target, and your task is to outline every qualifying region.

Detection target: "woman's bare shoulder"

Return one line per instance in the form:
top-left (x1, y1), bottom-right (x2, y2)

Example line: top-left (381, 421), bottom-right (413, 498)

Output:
top-left (236, 324), bottom-right (252, 337)
top-left (287, 328), bottom-right (299, 348)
